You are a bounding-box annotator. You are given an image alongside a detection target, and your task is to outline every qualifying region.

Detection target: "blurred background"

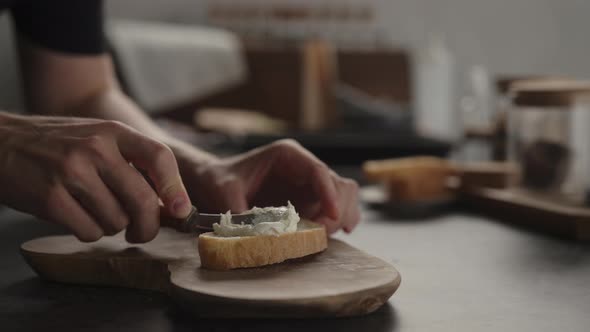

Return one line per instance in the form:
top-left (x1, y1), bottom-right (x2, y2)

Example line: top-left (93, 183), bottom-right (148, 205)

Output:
top-left (3, 3), bottom-right (590, 328)
top-left (2, 0), bottom-right (590, 166)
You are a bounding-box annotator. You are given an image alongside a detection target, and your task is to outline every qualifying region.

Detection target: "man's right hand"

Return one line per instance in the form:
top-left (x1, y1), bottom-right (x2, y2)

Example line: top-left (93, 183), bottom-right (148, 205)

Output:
top-left (0, 112), bottom-right (191, 243)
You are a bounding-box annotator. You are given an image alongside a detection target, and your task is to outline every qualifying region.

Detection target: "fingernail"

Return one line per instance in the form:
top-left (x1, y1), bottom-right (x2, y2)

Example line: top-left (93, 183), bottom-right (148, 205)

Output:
top-left (172, 196), bottom-right (191, 218)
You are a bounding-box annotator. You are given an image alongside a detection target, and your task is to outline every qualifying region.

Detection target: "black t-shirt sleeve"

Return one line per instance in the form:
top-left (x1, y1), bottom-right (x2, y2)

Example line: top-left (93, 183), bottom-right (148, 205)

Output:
top-left (11, 0), bottom-right (105, 55)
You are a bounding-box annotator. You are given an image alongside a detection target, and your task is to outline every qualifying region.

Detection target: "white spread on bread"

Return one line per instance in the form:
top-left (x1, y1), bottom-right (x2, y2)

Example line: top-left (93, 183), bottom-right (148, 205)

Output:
top-left (212, 201), bottom-right (300, 237)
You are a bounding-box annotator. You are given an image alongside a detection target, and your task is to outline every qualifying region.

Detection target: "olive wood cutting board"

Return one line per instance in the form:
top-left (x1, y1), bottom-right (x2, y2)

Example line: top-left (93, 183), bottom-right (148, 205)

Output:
top-left (20, 228), bottom-right (401, 318)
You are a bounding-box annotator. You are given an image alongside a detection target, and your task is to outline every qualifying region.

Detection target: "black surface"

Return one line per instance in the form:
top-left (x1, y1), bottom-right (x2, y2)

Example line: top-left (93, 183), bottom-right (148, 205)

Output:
top-left (232, 83), bottom-right (452, 164)
top-left (235, 130), bottom-right (451, 165)
top-left (4, 0), bottom-right (105, 55)
top-left (2, 201), bottom-right (590, 331)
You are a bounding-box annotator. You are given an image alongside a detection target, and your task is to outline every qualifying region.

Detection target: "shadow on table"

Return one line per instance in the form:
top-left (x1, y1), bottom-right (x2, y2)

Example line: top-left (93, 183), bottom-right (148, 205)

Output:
top-left (170, 301), bottom-right (398, 332)
top-left (0, 277), bottom-right (171, 332)
top-left (365, 200), bottom-right (457, 221)
top-left (361, 185), bottom-right (457, 221)
top-left (0, 278), bottom-right (399, 332)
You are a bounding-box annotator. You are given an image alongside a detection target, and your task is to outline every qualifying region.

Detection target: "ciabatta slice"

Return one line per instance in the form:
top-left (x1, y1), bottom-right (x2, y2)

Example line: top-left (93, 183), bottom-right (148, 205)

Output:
top-left (198, 220), bottom-right (327, 270)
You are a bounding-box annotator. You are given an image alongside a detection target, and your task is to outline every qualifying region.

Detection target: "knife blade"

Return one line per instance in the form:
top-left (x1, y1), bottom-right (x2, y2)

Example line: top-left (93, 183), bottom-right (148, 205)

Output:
top-left (138, 167), bottom-right (258, 233)
top-left (161, 205), bottom-right (258, 233)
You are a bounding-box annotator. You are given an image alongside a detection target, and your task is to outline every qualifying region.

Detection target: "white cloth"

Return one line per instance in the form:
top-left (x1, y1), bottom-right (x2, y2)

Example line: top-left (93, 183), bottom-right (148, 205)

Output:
top-left (108, 20), bottom-right (246, 113)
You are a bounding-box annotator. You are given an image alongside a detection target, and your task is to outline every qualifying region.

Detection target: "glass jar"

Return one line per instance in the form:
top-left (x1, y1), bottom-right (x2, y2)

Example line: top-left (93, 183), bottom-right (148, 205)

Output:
top-left (508, 79), bottom-right (590, 206)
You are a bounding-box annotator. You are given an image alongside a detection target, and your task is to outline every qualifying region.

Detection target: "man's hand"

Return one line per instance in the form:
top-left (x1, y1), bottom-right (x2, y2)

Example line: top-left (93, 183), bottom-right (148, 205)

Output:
top-left (0, 113), bottom-right (191, 243)
top-left (13, 38), bottom-right (359, 236)
top-left (179, 139), bottom-right (360, 234)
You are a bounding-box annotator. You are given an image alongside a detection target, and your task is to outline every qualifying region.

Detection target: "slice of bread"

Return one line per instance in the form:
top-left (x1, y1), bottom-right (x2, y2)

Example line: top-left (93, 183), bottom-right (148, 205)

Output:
top-left (363, 156), bottom-right (458, 202)
top-left (198, 220), bottom-right (327, 270)
top-left (363, 156), bottom-right (457, 182)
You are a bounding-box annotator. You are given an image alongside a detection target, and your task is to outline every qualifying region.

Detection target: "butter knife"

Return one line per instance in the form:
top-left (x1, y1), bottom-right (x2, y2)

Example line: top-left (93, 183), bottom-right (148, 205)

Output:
top-left (161, 205), bottom-right (258, 233)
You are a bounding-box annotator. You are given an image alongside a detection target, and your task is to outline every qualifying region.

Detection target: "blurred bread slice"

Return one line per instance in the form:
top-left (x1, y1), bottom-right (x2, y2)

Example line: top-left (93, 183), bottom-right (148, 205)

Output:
top-left (363, 157), bottom-right (457, 202)
top-left (363, 157), bottom-right (521, 203)
top-left (198, 220), bottom-right (327, 270)
top-left (195, 108), bottom-right (288, 136)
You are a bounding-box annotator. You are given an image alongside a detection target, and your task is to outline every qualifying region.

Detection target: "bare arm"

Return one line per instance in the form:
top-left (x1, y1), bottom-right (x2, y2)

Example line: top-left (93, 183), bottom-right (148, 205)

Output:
top-left (17, 37), bottom-right (217, 165)
top-left (0, 37), bottom-right (197, 243)
top-left (16, 36), bottom-right (360, 233)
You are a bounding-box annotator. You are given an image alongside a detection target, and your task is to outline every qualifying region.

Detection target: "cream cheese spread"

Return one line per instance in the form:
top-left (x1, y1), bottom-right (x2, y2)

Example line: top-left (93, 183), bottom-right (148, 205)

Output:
top-left (212, 201), bottom-right (300, 237)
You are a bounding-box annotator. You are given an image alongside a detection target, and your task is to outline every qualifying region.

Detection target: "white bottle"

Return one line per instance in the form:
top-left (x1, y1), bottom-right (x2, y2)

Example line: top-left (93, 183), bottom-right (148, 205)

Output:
top-left (414, 34), bottom-right (458, 142)
top-left (458, 65), bottom-right (494, 161)
top-left (462, 65), bottom-right (494, 129)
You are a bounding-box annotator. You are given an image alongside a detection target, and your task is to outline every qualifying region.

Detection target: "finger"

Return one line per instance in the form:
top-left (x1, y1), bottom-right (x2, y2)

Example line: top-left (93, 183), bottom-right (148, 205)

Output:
top-left (297, 201), bottom-right (322, 220)
top-left (315, 216), bottom-right (341, 235)
top-left (65, 171), bottom-right (129, 236)
top-left (342, 186), bottom-right (360, 233)
top-left (210, 176), bottom-right (249, 213)
top-left (98, 158), bottom-right (160, 243)
top-left (46, 185), bottom-right (104, 242)
top-left (115, 128), bottom-right (191, 218)
top-left (347, 200), bottom-right (361, 232)
top-left (310, 164), bottom-right (339, 220)
top-left (267, 140), bottom-right (339, 220)
top-left (340, 179), bottom-right (361, 233)
top-left (348, 209), bottom-right (361, 232)
top-left (224, 180), bottom-right (249, 213)
top-left (269, 139), bottom-right (328, 167)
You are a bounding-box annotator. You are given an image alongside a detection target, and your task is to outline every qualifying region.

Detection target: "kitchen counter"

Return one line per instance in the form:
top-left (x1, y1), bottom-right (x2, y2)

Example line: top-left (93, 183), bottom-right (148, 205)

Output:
top-left (1, 201), bottom-right (589, 332)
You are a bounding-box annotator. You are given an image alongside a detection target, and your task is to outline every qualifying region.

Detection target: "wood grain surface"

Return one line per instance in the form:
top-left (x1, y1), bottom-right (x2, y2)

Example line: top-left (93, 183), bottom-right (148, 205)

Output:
top-left (20, 229), bottom-right (401, 318)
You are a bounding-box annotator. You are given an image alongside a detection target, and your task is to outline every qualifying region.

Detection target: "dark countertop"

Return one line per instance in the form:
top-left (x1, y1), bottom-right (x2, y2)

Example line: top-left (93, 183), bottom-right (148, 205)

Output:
top-left (1, 199), bottom-right (590, 332)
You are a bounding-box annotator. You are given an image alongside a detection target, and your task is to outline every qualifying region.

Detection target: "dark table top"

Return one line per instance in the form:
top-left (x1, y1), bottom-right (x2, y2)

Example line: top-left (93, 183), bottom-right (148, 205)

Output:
top-left (1, 196), bottom-right (590, 332)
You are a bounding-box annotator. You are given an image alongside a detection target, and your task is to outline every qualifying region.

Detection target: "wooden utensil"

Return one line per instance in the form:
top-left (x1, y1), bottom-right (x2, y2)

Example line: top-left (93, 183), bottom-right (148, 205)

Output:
top-left (20, 228), bottom-right (401, 318)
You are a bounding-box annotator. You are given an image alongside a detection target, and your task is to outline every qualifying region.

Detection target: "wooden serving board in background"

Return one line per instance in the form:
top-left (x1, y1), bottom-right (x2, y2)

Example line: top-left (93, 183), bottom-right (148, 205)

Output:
top-left (20, 229), bottom-right (401, 318)
top-left (459, 187), bottom-right (590, 240)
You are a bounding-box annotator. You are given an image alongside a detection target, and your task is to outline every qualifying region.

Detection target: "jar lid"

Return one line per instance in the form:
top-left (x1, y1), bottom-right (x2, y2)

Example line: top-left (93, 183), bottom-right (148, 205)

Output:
top-left (510, 78), bottom-right (590, 107)
top-left (495, 75), bottom-right (557, 94)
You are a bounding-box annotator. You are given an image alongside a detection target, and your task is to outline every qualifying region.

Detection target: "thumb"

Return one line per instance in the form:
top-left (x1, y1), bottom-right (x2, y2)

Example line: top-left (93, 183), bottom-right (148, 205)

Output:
top-left (157, 173), bottom-right (192, 219)
top-left (117, 132), bottom-right (192, 218)
top-left (137, 166), bottom-right (192, 219)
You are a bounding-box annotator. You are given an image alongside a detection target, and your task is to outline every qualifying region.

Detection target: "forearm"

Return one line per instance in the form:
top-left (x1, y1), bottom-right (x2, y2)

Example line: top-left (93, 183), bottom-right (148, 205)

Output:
top-left (67, 87), bottom-right (219, 167)
top-left (70, 87), bottom-right (169, 141)
top-left (17, 38), bottom-right (218, 169)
